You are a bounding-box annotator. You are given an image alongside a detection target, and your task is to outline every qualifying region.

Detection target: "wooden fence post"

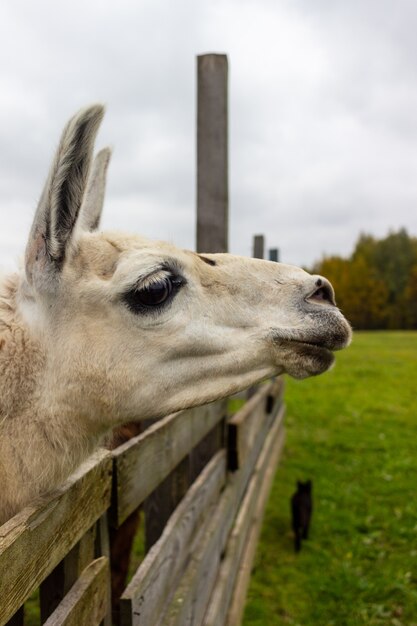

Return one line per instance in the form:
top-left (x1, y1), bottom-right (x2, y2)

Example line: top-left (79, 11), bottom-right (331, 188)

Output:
top-left (269, 248), bottom-right (279, 262)
top-left (253, 235), bottom-right (264, 259)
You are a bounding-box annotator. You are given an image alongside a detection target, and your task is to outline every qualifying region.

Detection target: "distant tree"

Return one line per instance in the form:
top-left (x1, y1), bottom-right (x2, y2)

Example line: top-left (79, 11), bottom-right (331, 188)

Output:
top-left (314, 254), bottom-right (388, 329)
top-left (352, 229), bottom-right (417, 327)
top-left (404, 264), bottom-right (417, 329)
top-left (352, 233), bottom-right (377, 266)
top-left (313, 228), bottom-right (417, 330)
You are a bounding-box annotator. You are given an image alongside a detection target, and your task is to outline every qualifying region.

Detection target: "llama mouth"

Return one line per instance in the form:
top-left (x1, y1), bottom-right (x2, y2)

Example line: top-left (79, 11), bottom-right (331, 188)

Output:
top-left (291, 339), bottom-right (337, 353)
top-left (287, 340), bottom-right (335, 362)
top-left (270, 335), bottom-right (336, 378)
top-left (271, 314), bottom-right (352, 352)
top-left (271, 331), bottom-right (347, 353)
top-left (291, 339), bottom-right (332, 350)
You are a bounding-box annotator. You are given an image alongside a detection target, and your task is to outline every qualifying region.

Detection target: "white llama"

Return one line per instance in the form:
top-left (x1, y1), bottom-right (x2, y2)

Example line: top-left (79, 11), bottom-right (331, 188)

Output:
top-left (0, 105), bottom-right (351, 524)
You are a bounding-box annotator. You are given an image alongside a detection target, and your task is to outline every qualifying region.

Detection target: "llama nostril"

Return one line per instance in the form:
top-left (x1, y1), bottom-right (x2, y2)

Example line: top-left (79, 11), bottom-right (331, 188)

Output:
top-left (310, 286), bottom-right (333, 304)
top-left (306, 278), bottom-right (336, 306)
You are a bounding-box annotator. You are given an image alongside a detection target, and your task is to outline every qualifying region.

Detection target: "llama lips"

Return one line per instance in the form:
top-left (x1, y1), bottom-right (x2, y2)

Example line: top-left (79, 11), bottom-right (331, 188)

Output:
top-left (271, 310), bottom-right (352, 354)
top-left (291, 341), bottom-right (335, 362)
top-left (270, 338), bottom-right (335, 379)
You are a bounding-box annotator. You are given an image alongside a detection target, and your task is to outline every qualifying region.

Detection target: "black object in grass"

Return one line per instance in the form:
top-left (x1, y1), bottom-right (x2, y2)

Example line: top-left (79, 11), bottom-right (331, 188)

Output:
top-left (291, 480), bottom-right (313, 552)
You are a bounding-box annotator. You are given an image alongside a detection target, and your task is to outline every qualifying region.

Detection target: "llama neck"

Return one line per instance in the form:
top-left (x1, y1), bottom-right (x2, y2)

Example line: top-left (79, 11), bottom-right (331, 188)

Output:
top-left (0, 273), bottom-right (104, 522)
top-left (0, 405), bottom-right (102, 524)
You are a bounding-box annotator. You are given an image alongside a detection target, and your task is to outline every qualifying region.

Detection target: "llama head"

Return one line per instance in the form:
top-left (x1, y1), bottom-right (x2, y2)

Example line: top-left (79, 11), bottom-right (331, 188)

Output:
top-left (21, 105), bottom-right (351, 427)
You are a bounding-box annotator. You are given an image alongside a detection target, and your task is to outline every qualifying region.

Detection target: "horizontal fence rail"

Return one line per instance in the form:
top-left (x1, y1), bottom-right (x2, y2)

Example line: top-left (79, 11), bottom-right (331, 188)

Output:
top-left (0, 379), bottom-right (285, 626)
top-left (112, 400), bottom-right (227, 527)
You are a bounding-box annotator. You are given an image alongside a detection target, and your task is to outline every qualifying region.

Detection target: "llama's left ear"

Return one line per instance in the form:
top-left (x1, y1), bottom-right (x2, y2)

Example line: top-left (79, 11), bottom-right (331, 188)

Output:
top-left (79, 147), bottom-right (112, 232)
top-left (25, 104), bottom-right (105, 289)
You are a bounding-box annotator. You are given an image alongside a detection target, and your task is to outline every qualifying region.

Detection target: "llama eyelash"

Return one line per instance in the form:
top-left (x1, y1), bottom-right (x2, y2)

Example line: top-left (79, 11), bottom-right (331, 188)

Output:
top-left (135, 268), bottom-right (183, 292)
top-left (122, 259), bottom-right (185, 293)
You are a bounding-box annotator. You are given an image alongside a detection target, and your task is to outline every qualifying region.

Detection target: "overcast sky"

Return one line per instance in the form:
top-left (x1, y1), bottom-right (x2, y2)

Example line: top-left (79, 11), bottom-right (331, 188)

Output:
top-left (1, 0), bottom-right (417, 271)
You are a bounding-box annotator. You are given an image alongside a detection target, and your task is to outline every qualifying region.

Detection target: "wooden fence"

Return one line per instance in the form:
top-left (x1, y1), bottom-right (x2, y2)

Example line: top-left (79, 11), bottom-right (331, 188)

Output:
top-left (0, 378), bottom-right (285, 626)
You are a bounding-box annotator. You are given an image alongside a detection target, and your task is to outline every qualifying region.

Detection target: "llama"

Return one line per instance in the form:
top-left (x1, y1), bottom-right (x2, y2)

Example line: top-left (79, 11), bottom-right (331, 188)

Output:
top-left (0, 105), bottom-right (351, 525)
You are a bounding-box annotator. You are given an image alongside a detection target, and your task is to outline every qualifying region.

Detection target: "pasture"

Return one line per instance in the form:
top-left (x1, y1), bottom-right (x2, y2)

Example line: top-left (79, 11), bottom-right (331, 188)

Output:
top-left (243, 331), bottom-right (417, 625)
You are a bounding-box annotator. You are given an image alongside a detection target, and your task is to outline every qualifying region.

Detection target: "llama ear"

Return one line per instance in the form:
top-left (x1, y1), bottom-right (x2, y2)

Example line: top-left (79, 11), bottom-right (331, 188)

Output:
top-left (79, 147), bottom-right (111, 232)
top-left (25, 104), bottom-right (105, 288)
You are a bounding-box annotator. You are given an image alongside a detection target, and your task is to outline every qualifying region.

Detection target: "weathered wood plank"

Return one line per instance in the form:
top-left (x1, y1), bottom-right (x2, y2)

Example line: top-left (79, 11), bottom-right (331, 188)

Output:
top-left (161, 478), bottom-right (237, 626)
top-left (226, 424), bottom-right (286, 626)
top-left (228, 378), bottom-right (283, 471)
top-left (40, 523), bottom-right (97, 621)
top-left (161, 404), bottom-right (285, 626)
top-left (202, 472), bottom-right (262, 625)
top-left (120, 451), bottom-right (227, 626)
top-left (204, 411), bottom-right (286, 626)
top-left (0, 450), bottom-right (112, 625)
top-left (144, 455), bottom-right (190, 551)
top-left (226, 398), bottom-right (285, 536)
top-left (96, 513), bottom-right (112, 626)
top-left (111, 400), bottom-right (227, 527)
top-left (43, 557), bottom-right (109, 626)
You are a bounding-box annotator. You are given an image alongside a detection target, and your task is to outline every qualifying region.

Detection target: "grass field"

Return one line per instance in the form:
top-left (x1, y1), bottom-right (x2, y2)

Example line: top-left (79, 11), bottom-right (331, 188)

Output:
top-left (242, 331), bottom-right (417, 626)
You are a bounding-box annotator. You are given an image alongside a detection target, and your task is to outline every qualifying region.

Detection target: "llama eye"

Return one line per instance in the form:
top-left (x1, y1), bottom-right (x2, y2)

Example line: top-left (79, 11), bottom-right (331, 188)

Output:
top-left (138, 279), bottom-right (172, 306)
top-left (123, 275), bottom-right (183, 314)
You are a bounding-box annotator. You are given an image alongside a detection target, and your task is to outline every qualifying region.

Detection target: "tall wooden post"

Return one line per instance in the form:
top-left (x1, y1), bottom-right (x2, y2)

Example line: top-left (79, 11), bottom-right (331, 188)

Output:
top-left (197, 54), bottom-right (228, 253)
top-left (253, 235), bottom-right (265, 259)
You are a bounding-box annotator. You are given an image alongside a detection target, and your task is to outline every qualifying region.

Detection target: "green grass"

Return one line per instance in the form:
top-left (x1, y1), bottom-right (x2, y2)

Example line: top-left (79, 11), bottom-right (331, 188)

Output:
top-left (243, 331), bottom-right (417, 626)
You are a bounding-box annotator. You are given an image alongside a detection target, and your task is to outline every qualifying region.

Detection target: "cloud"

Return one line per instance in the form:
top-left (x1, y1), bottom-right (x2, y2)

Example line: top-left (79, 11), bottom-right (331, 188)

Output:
top-left (1, 0), bottom-right (417, 272)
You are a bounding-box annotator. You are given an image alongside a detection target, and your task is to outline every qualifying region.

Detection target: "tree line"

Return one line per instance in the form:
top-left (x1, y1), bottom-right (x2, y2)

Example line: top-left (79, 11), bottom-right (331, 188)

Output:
top-left (311, 229), bottom-right (417, 330)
